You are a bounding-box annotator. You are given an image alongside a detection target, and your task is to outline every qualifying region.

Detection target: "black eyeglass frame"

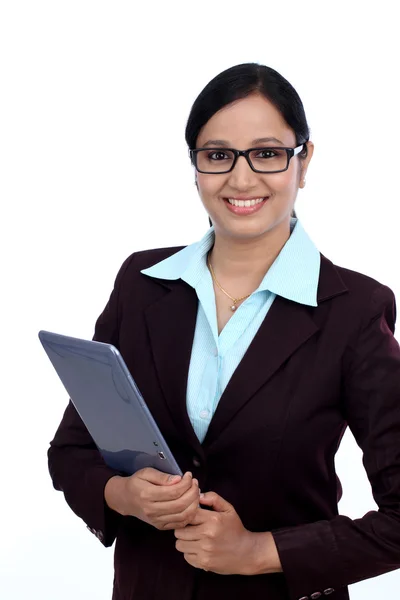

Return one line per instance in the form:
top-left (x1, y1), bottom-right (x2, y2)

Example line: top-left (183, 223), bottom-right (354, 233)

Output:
top-left (189, 143), bottom-right (306, 174)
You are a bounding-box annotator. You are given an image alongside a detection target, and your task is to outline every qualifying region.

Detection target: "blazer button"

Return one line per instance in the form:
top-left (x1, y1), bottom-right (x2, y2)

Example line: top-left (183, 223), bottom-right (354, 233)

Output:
top-left (323, 590), bottom-right (335, 596)
top-left (192, 456), bottom-right (201, 467)
top-left (311, 593), bottom-right (322, 599)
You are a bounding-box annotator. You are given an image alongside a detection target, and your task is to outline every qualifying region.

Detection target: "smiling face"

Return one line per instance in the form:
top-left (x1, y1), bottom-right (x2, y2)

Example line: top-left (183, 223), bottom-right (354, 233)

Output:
top-left (195, 93), bottom-right (314, 242)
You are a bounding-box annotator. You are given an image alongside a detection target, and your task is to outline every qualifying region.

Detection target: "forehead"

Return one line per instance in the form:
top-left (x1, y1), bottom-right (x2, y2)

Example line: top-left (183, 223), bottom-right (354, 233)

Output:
top-left (197, 93), bottom-right (295, 147)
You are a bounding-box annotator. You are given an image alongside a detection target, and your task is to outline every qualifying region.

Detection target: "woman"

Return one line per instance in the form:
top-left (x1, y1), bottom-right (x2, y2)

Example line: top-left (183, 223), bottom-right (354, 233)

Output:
top-left (48, 63), bottom-right (400, 600)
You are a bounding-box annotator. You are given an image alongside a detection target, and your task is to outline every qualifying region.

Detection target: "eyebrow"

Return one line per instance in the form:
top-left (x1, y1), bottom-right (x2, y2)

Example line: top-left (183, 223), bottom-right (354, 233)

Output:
top-left (202, 136), bottom-right (285, 147)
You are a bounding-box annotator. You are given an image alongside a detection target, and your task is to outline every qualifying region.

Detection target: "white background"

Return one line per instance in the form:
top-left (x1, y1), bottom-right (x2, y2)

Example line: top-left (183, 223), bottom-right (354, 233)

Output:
top-left (1, 1), bottom-right (399, 598)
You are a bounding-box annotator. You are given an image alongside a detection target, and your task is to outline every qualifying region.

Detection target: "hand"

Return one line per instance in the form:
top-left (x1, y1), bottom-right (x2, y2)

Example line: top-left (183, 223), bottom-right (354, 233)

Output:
top-left (104, 468), bottom-right (200, 530)
top-left (174, 491), bottom-right (258, 575)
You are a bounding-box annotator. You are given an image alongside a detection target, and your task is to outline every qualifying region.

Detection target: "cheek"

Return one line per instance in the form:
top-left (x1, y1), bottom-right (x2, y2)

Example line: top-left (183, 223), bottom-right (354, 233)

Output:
top-left (197, 174), bottom-right (225, 199)
top-left (265, 172), bottom-right (296, 193)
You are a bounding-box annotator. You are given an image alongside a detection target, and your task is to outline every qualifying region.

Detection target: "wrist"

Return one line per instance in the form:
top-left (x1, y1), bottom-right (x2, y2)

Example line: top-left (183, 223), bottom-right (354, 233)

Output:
top-left (104, 475), bottom-right (128, 516)
top-left (242, 531), bottom-right (283, 576)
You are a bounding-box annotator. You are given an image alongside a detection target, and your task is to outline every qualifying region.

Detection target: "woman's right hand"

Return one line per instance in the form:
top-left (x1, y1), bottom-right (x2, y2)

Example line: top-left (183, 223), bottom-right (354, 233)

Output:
top-left (104, 468), bottom-right (200, 530)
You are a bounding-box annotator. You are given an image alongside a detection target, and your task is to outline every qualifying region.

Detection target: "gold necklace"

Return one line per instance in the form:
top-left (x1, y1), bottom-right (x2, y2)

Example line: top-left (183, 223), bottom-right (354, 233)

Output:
top-left (207, 255), bottom-right (251, 311)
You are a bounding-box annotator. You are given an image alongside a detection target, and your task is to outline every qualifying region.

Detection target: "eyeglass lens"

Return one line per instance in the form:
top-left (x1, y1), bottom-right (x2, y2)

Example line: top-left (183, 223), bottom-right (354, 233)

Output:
top-left (195, 148), bottom-right (288, 173)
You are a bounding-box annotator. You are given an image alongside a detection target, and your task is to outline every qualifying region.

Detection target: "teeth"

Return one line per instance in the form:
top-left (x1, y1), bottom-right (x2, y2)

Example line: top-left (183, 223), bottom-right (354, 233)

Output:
top-left (228, 197), bottom-right (265, 207)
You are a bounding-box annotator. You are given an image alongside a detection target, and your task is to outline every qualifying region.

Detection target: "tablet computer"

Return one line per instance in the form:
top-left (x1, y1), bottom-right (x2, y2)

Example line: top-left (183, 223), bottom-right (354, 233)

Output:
top-left (39, 330), bottom-right (182, 476)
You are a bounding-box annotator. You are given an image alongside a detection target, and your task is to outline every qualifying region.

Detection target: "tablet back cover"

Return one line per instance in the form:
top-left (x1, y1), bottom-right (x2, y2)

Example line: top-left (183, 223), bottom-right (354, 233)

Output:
top-left (39, 330), bottom-right (182, 476)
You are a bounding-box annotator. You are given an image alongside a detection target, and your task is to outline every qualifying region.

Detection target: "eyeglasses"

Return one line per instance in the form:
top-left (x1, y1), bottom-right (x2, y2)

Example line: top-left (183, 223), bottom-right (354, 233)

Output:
top-left (189, 144), bottom-right (305, 174)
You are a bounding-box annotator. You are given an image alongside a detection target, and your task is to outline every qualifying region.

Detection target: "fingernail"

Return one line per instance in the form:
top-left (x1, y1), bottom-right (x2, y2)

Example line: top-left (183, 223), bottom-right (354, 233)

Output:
top-left (168, 475), bottom-right (181, 482)
top-left (186, 471), bottom-right (193, 478)
top-left (200, 493), bottom-right (205, 499)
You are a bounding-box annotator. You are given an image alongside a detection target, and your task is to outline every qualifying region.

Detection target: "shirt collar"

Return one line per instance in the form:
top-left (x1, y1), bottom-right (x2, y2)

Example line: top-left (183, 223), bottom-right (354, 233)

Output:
top-left (140, 218), bottom-right (320, 306)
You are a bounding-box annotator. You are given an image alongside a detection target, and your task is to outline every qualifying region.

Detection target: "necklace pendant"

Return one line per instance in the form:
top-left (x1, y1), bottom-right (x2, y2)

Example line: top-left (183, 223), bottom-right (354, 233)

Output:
top-left (230, 304), bottom-right (237, 311)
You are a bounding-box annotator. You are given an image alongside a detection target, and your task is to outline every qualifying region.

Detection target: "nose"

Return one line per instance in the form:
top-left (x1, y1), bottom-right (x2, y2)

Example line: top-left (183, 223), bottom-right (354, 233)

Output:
top-left (227, 154), bottom-right (259, 190)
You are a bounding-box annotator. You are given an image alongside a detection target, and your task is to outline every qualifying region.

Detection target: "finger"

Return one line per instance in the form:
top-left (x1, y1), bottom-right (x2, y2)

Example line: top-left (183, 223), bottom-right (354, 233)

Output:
top-left (199, 491), bottom-right (232, 513)
top-left (159, 519), bottom-right (196, 530)
top-left (144, 473), bottom-right (196, 503)
top-left (187, 507), bottom-right (214, 526)
top-left (154, 472), bottom-right (195, 501)
top-left (155, 487), bottom-right (200, 524)
top-left (175, 539), bottom-right (199, 554)
top-left (152, 476), bottom-right (198, 505)
top-left (183, 552), bottom-right (204, 570)
top-left (136, 467), bottom-right (182, 486)
top-left (174, 524), bottom-right (203, 540)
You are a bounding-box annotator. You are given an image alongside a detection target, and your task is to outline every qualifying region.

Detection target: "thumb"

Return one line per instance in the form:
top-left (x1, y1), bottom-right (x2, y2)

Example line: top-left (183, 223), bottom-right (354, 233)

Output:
top-left (199, 491), bottom-right (232, 512)
top-left (137, 467), bottom-right (183, 486)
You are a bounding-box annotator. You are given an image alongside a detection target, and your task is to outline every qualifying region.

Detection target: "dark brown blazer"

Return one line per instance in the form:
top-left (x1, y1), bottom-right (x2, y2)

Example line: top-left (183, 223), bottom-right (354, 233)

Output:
top-left (48, 246), bottom-right (400, 600)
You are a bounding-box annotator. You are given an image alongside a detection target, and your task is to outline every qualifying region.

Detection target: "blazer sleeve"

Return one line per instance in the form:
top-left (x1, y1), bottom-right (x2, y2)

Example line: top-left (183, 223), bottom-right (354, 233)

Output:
top-left (271, 283), bottom-right (400, 600)
top-left (47, 254), bottom-right (135, 548)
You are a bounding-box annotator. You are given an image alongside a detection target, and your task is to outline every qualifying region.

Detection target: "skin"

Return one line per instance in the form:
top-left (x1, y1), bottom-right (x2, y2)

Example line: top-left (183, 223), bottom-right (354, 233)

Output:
top-left (105, 92), bottom-right (314, 575)
top-left (104, 469), bottom-right (200, 530)
top-left (175, 492), bottom-right (282, 575)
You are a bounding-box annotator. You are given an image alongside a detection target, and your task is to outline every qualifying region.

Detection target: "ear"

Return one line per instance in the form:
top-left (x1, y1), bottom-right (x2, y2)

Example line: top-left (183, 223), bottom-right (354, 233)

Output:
top-left (299, 141), bottom-right (314, 189)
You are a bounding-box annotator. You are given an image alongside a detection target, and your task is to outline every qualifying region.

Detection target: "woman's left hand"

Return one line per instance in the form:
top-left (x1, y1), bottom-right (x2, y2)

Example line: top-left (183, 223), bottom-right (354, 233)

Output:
top-left (174, 491), bottom-right (264, 575)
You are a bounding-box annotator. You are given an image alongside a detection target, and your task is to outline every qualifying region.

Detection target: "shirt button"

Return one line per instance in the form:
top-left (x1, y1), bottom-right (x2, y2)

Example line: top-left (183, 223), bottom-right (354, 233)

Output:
top-left (199, 410), bottom-right (210, 419)
top-left (192, 456), bottom-right (201, 467)
top-left (311, 593), bottom-right (322, 599)
top-left (298, 596), bottom-right (309, 600)
top-left (323, 590), bottom-right (335, 596)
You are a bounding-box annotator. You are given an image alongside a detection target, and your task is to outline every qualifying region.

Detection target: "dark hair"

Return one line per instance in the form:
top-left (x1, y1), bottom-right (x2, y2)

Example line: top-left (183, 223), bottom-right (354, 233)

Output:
top-left (186, 63), bottom-right (308, 222)
top-left (185, 62), bottom-right (310, 153)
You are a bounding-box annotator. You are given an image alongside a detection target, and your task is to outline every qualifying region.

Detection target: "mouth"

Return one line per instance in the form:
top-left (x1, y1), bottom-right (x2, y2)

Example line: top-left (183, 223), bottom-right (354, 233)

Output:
top-left (222, 196), bottom-right (270, 214)
top-left (224, 196), bottom-right (268, 207)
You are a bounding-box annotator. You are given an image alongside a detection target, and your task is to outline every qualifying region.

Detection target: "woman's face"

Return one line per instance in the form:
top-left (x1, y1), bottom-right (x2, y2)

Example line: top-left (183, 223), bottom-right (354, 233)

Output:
top-left (195, 93), bottom-right (314, 242)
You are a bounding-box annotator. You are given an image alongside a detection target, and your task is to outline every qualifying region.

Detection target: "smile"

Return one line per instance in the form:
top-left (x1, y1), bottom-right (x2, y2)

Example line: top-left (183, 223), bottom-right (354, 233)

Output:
top-left (222, 196), bottom-right (270, 215)
top-left (227, 197), bottom-right (266, 207)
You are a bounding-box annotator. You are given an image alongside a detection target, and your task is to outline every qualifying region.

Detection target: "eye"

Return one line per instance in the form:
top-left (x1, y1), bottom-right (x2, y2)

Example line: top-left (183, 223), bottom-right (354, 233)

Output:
top-left (208, 151), bottom-right (230, 161)
top-left (255, 148), bottom-right (278, 159)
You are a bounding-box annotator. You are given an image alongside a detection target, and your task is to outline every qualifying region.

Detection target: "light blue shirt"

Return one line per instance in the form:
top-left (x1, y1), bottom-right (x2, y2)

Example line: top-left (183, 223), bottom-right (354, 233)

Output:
top-left (141, 218), bottom-right (321, 443)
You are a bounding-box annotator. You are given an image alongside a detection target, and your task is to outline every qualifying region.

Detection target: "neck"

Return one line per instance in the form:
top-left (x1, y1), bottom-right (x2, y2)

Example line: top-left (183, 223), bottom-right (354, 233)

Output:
top-left (209, 218), bottom-right (292, 285)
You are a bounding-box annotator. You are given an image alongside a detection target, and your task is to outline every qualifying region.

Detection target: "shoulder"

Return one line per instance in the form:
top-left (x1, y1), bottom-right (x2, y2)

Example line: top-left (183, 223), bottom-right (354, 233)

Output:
top-left (327, 255), bottom-right (394, 296)
top-left (320, 254), bottom-right (396, 327)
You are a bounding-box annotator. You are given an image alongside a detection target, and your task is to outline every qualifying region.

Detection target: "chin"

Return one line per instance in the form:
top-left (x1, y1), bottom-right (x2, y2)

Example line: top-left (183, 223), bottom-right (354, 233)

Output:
top-left (216, 220), bottom-right (281, 241)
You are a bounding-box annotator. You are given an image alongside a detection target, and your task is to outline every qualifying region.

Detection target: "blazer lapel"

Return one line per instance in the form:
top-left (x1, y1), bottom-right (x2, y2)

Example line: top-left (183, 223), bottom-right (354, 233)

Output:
top-left (144, 278), bottom-right (205, 457)
top-left (202, 297), bottom-right (319, 447)
top-left (202, 255), bottom-right (349, 448)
